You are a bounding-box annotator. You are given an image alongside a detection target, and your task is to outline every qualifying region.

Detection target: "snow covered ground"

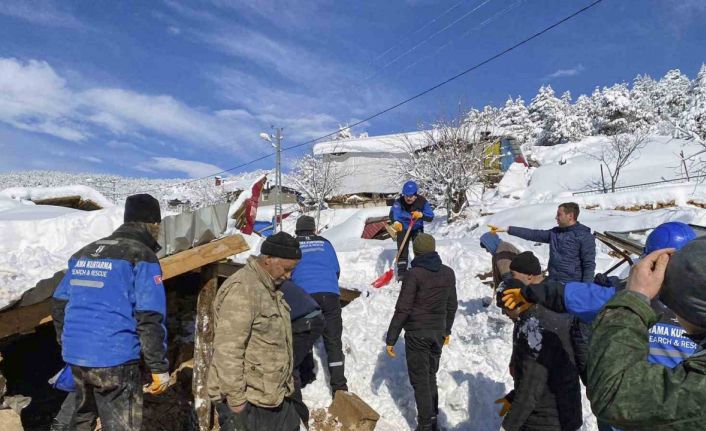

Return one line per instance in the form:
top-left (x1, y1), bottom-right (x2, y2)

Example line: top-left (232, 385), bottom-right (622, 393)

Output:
top-left (1, 134), bottom-right (706, 429)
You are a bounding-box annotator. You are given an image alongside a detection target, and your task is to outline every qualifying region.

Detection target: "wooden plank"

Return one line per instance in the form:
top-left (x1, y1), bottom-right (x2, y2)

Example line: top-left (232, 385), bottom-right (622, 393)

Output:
top-left (0, 300), bottom-right (53, 340)
top-left (161, 235), bottom-right (250, 281)
top-left (193, 264), bottom-right (219, 431)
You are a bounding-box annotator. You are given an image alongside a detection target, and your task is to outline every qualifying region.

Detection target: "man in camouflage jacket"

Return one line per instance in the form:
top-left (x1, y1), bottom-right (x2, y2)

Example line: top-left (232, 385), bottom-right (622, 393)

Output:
top-left (208, 232), bottom-right (302, 431)
top-left (588, 240), bottom-right (706, 430)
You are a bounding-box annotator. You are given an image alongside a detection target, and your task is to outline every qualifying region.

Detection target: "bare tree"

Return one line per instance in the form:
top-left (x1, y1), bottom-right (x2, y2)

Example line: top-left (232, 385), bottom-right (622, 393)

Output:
top-left (291, 153), bottom-right (349, 229)
top-left (587, 131), bottom-right (648, 192)
top-left (395, 116), bottom-right (490, 223)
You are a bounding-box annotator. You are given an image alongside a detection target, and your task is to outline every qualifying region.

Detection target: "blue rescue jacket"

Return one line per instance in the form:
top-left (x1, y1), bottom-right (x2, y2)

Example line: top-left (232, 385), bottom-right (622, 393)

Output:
top-left (52, 223), bottom-right (168, 372)
top-left (389, 195), bottom-right (434, 232)
top-left (523, 279), bottom-right (696, 368)
top-left (508, 223), bottom-right (596, 283)
top-left (291, 234), bottom-right (341, 296)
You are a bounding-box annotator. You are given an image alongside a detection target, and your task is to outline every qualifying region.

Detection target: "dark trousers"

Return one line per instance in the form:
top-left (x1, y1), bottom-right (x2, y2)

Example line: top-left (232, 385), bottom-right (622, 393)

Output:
top-left (292, 313), bottom-right (326, 425)
top-left (397, 228), bottom-right (421, 276)
top-left (70, 363), bottom-right (142, 431)
top-left (405, 331), bottom-right (444, 425)
top-left (217, 399), bottom-right (301, 431)
top-left (51, 392), bottom-right (97, 431)
top-left (311, 293), bottom-right (348, 392)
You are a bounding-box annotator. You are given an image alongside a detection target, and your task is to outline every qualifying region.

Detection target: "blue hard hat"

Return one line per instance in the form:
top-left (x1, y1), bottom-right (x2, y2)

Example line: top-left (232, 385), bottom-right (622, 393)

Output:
top-left (402, 180), bottom-right (418, 197)
top-left (644, 222), bottom-right (696, 254)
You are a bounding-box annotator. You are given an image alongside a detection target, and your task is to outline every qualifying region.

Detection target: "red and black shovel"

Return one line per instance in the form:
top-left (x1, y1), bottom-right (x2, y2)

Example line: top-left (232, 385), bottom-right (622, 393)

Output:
top-left (371, 219), bottom-right (415, 288)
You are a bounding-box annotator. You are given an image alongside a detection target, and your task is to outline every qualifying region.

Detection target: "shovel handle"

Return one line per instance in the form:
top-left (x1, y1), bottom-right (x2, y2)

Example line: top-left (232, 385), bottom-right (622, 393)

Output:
top-left (393, 219), bottom-right (415, 264)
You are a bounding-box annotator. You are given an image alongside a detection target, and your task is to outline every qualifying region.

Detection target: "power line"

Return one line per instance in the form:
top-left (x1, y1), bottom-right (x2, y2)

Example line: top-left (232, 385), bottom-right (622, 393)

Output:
top-left (122, 0), bottom-right (605, 197)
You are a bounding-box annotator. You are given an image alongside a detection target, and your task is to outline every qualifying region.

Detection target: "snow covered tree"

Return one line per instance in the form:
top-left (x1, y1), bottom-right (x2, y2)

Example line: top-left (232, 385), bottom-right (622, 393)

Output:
top-left (466, 105), bottom-right (501, 141)
top-left (587, 131), bottom-right (648, 192)
top-left (654, 69), bottom-right (691, 121)
top-left (497, 96), bottom-right (533, 144)
top-left (529, 85), bottom-right (567, 146)
top-left (395, 116), bottom-right (490, 223)
top-left (592, 83), bottom-right (649, 135)
top-left (570, 94), bottom-right (595, 137)
top-left (291, 153), bottom-right (349, 229)
top-left (678, 63), bottom-right (706, 141)
top-left (631, 74), bottom-right (659, 128)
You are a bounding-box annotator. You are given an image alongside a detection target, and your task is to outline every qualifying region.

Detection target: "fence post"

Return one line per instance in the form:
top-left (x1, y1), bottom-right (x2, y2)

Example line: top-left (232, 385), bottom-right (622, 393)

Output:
top-left (600, 165), bottom-right (607, 193)
top-left (680, 150), bottom-right (690, 182)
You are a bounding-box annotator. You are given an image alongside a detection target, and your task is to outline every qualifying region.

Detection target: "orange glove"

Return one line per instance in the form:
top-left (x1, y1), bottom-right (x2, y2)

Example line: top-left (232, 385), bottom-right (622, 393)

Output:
top-left (488, 224), bottom-right (506, 234)
top-left (386, 345), bottom-right (397, 358)
top-left (144, 372), bottom-right (170, 395)
top-left (501, 288), bottom-right (532, 313)
top-left (495, 397), bottom-right (511, 417)
top-left (444, 335), bottom-right (450, 346)
top-left (392, 221), bottom-right (403, 232)
top-left (411, 211), bottom-right (423, 220)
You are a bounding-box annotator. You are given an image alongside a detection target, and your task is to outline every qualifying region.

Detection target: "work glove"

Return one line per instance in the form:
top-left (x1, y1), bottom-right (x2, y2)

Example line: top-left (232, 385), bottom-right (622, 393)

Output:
top-left (144, 372), bottom-right (170, 395)
top-left (392, 221), bottom-right (403, 232)
top-left (386, 345), bottom-right (396, 358)
top-left (411, 211), bottom-right (423, 220)
top-left (488, 224), bottom-right (506, 234)
top-left (494, 396), bottom-right (511, 417)
top-left (501, 288), bottom-right (532, 313)
top-left (444, 335), bottom-right (450, 346)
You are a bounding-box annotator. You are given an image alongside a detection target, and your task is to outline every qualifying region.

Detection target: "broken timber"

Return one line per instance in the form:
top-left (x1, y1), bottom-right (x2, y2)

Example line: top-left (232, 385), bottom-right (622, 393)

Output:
top-left (0, 235), bottom-right (250, 341)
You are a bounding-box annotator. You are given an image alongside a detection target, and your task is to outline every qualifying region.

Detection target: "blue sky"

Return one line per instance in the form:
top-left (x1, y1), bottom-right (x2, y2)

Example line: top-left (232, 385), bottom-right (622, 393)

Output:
top-left (0, 0), bottom-right (704, 178)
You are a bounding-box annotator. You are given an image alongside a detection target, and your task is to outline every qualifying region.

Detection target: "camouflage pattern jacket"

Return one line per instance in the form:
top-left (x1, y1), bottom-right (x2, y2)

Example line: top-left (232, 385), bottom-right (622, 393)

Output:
top-left (207, 256), bottom-right (294, 409)
top-left (588, 291), bottom-right (706, 430)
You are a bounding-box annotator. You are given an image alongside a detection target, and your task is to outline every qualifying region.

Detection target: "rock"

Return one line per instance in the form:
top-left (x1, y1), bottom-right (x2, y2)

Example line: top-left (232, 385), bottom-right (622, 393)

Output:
top-left (0, 408), bottom-right (23, 430)
top-left (328, 391), bottom-right (379, 431)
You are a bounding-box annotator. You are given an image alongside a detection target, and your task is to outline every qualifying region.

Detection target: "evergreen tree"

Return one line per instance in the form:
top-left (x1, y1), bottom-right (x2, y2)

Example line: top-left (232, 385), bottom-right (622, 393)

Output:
top-left (529, 85), bottom-right (566, 146)
top-left (654, 69), bottom-right (691, 121)
top-left (679, 64), bottom-right (706, 141)
top-left (497, 96), bottom-right (533, 144)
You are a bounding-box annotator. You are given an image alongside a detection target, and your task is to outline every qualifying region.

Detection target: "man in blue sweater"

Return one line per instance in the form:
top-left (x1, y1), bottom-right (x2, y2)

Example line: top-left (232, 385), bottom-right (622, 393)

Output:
top-left (52, 194), bottom-right (169, 431)
top-left (291, 215), bottom-right (348, 394)
top-left (491, 202), bottom-right (596, 283)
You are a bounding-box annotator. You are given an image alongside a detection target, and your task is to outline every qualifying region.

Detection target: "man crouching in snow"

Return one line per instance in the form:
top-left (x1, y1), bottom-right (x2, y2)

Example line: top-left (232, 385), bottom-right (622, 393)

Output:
top-left (495, 252), bottom-right (582, 431)
top-left (385, 233), bottom-right (457, 431)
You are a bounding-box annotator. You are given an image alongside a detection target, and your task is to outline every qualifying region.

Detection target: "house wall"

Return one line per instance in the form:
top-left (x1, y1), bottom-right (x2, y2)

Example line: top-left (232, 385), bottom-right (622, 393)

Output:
top-left (325, 152), bottom-right (407, 195)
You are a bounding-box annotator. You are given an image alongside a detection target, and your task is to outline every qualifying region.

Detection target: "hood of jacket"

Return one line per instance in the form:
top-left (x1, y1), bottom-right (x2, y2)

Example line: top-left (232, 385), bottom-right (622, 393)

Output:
top-left (555, 222), bottom-right (591, 235)
top-left (480, 232), bottom-right (501, 254)
top-left (112, 222), bottom-right (161, 253)
top-left (411, 251), bottom-right (442, 272)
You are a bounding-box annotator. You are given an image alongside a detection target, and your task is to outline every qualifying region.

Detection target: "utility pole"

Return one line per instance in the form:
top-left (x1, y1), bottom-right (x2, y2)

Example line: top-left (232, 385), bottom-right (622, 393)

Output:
top-left (274, 127), bottom-right (283, 233)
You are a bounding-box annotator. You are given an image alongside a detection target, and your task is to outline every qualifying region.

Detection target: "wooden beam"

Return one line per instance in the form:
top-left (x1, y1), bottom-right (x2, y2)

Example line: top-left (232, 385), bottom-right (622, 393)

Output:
top-left (161, 235), bottom-right (250, 281)
top-left (193, 264), bottom-right (219, 431)
top-left (0, 300), bottom-right (53, 340)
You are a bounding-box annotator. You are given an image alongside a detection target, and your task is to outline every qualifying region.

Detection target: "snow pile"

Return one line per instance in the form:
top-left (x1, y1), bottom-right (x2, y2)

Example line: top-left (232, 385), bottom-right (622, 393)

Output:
top-left (0, 206), bottom-right (123, 309)
top-left (1, 185), bottom-right (115, 208)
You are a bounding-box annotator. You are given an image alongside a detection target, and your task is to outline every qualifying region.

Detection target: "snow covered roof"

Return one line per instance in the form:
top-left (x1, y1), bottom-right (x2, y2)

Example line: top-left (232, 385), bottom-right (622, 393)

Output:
top-left (0, 185), bottom-right (114, 208)
top-left (313, 130), bottom-right (431, 155)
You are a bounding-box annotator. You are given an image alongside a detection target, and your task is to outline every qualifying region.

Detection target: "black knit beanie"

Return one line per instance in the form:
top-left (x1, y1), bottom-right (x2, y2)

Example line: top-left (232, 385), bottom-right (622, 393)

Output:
top-left (661, 237), bottom-right (706, 328)
top-left (124, 194), bottom-right (161, 224)
top-left (296, 215), bottom-right (316, 234)
top-left (261, 232), bottom-right (302, 260)
top-left (509, 251), bottom-right (542, 276)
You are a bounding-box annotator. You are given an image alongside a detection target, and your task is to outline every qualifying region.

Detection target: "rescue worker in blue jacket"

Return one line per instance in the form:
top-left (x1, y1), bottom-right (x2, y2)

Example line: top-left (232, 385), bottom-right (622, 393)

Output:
top-left (490, 202), bottom-right (596, 283)
top-left (389, 180), bottom-right (435, 280)
top-left (291, 215), bottom-right (348, 394)
top-left (280, 279), bottom-right (325, 426)
top-left (52, 194), bottom-right (169, 431)
top-left (501, 221), bottom-right (698, 369)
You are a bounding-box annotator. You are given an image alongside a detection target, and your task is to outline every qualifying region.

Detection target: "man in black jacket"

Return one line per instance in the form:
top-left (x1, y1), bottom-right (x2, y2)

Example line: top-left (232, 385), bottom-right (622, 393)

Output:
top-left (385, 233), bottom-right (457, 431)
top-left (495, 254), bottom-right (582, 431)
top-left (280, 280), bottom-right (325, 426)
top-left (52, 194), bottom-right (169, 431)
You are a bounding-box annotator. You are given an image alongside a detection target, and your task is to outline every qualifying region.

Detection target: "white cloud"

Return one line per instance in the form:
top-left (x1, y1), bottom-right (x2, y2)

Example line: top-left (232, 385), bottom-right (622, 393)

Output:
top-left (141, 157), bottom-right (225, 178)
top-left (79, 155), bottom-right (103, 164)
top-left (0, 57), bottom-right (256, 151)
top-left (0, 1), bottom-right (84, 29)
top-left (544, 64), bottom-right (585, 81)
